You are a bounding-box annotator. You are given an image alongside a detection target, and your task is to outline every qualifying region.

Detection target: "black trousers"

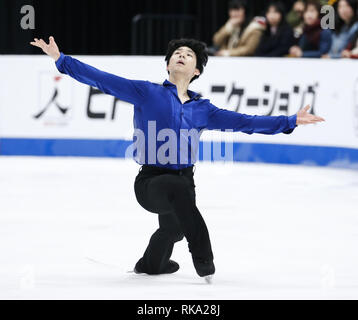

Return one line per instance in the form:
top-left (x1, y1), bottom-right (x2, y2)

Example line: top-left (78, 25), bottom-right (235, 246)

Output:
top-left (134, 164), bottom-right (214, 275)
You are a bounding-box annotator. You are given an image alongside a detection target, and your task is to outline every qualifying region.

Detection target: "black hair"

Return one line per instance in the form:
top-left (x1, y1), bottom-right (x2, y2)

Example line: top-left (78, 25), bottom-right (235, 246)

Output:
top-left (334, 0), bottom-right (358, 34)
top-left (228, 0), bottom-right (248, 11)
top-left (304, 0), bottom-right (321, 14)
top-left (265, 1), bottom-right (287, 29)
top-left (165, 38), bottom-right (208, 83)
top-left (227, 0), bottom-right (251, 37)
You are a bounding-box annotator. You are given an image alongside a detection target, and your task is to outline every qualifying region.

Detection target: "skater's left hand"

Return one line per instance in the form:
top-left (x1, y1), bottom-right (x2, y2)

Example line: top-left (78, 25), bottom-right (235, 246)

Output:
top-left (296, 105), bottom-right (325, 125)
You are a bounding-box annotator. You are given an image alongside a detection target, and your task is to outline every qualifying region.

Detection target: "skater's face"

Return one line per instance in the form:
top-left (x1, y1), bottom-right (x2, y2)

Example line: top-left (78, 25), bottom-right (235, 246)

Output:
top-left (166, 46), bottom-right (200, 82)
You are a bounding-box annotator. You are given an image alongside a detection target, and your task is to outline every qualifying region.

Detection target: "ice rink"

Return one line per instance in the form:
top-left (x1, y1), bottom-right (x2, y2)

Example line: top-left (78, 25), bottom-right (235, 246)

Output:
top-left (0, 156), bottom-right (357, 300)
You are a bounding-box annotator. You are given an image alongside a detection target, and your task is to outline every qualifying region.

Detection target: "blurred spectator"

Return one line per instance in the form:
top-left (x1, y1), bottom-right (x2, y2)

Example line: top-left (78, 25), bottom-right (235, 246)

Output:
top-left (325, 0), bottom-right (358, 58)
top-left (212, 0), bottom-right (265, 56)
top-left (255, 1), bottom-right (295, 57)
top-left (289, 0), bottom-right (332, 57)
top-left (286, 0), bottom-right (305, 39)
top-left (286, 0), bottom-right (329, 40)
top-left (341, 29), bottom-right (358, 58)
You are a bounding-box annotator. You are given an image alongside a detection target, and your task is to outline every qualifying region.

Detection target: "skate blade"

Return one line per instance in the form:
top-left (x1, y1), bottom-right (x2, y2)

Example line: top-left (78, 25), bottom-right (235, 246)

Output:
top-left (204, 275), bottom-right (213, 284)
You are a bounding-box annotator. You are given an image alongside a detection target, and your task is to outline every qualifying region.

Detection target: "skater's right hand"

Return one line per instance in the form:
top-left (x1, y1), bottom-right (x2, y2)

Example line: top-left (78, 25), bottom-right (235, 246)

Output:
top-left (30, 36), bottom-right (61, 61)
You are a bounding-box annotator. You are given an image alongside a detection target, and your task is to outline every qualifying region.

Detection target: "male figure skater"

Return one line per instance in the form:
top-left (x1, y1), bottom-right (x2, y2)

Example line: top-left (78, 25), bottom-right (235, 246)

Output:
top-left (30, 36), bottom-right (325, 281)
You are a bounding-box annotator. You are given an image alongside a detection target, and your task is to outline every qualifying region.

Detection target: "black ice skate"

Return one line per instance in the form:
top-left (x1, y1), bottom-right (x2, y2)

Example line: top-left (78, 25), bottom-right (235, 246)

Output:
top-left (133, 259), bottom-right (180, 275)
top-left (192, 258), bottom-right (215, 283)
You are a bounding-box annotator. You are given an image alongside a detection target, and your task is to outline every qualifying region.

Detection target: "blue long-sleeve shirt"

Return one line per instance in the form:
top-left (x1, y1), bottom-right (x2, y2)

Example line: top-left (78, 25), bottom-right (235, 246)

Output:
top-left (55, 52), bottom-right (297, 169)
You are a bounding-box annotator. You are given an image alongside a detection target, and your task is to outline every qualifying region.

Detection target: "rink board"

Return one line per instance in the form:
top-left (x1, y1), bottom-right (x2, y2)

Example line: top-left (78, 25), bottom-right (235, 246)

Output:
top-left (0, 138), bottom-right (358, 169)
top-left (0, 55), bottom-right (357, 169)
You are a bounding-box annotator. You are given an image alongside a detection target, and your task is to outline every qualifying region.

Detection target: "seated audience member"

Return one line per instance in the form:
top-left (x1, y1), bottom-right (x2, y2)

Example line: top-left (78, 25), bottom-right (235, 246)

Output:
top-left (341, 29), bottom-right (358, 58)
top-left (286, 0), bottom-right (305, 39)
top-left (326, 0), bottom-right (358, 58)
top-left (213, 0), bottom-right (265, 56)
top-left (289, 0), bottom-right (332, 58)
top-left (255, 1), bottom-right (294, 57)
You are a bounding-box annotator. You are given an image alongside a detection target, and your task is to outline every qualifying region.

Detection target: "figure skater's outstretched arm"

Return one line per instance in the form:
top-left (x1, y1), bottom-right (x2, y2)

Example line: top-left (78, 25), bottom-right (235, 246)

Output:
top-left (30, 36), bottom-right (148, 105)
top-left (206, 102), bottom-right (325, 135)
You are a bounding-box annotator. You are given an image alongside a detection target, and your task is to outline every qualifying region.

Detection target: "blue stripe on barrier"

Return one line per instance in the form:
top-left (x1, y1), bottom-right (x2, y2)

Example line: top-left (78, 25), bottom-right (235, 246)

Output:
top-left (1, 138), bottom-right (358, 169)
top-left (0, 138), bottom-right (132, 158)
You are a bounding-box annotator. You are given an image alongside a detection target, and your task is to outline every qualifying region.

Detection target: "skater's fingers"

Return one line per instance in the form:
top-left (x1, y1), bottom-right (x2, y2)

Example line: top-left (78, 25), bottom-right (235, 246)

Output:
top-left (303, 104), bottom-right (311, 112)
top-left (31, 38), bottom-right (45, 49)
top-left (49, 36), bottom-right (56, 45)
top-left (33, 39), bottom-right (47, 50)
top-left (30, 40), bottom-right (44, 48)
top-left (308, 118), bottom-right (323, 124)
top-left (301, 118), bottom-right (319, 125)
top-left (38, 39), bottom-right (47, 47)
top-left (309, 114), bottom-right (325, 122)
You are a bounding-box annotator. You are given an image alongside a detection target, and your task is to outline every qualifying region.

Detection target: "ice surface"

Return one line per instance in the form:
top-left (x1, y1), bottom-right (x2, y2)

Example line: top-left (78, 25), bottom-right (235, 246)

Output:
top-left (0, 156), bottom-right (357, 299)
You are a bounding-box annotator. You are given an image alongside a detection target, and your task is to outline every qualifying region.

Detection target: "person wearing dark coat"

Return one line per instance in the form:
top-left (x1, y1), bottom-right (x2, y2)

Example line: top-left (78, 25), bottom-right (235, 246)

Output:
top-left (289, 0), bottom-right (332, 58)
top-left (255, 1), bottom-right (294, 57)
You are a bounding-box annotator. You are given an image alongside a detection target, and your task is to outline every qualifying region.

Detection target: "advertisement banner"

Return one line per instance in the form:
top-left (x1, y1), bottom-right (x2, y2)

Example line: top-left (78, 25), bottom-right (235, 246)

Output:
top-left (0, 55), bottom-right (357, 168)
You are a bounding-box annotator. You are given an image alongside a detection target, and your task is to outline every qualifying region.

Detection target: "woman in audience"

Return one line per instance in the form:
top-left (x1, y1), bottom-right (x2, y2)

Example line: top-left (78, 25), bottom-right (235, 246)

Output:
top-left (289, 0), bottom-right (332, 58)
top-left (286, 0), bottom-right (305, 40)
top-left (326, 0), bottom-right (358, 58)
top-left (255, 1), bottom-right (294, 57)
top-left (213, 0), bottom-right (265, 56)
top-left (341, 29), bottom-right (358, 58)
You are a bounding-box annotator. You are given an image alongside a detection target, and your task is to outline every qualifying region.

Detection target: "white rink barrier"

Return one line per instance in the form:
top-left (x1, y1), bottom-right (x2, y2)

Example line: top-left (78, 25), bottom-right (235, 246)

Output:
top-left (0, 55), bottom-right (357, 169)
